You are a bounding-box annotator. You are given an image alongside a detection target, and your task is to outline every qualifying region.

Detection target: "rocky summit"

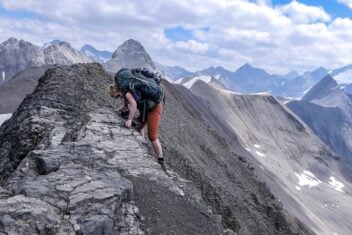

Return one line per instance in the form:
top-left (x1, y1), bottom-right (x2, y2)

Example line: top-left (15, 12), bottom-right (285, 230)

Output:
top-left (103, 39), bottom-right (155, 74)
top-left (0, 63), bottom-right (312, 234)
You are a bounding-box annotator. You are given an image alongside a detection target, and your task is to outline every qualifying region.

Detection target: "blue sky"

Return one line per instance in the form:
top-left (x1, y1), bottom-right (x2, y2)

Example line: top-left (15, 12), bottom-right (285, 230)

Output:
top-left (0, 0), bottom-right (352, 73)
top-left (272, 0), bottom-right (352, 18)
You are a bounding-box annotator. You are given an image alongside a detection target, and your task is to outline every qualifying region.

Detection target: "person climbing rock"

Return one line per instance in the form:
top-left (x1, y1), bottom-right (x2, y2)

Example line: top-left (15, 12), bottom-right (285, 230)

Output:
top-left (108, 68), bottom-right (165, 168)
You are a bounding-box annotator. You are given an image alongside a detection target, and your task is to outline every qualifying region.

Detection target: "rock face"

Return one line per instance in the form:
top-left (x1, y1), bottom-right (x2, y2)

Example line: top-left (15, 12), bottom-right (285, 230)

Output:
top-left (103, 39), bottom-right (155, 74)
top-left (0, 38), bottom-right (93, 81)
top-left (0, 63), bottom-right (313, 234)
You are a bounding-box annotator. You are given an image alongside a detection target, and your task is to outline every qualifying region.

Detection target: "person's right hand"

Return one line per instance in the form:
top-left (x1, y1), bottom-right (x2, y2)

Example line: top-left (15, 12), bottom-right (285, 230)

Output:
top-left (124, 120), bottom-right (132, 128)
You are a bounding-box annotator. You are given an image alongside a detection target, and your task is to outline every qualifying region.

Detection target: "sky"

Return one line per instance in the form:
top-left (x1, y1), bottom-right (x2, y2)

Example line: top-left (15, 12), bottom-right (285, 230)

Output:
top-left (0, 0), bottom-right (352, 74)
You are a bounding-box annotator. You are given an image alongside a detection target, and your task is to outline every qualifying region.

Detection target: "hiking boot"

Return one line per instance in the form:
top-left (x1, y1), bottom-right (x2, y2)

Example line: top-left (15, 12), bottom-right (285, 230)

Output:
top-left (157, 158), bottom-right (166, 171)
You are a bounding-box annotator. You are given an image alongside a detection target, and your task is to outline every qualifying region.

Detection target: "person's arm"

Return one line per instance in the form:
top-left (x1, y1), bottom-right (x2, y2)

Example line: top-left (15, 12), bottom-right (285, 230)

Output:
top-left (124, 92), bottom-right (137, 128)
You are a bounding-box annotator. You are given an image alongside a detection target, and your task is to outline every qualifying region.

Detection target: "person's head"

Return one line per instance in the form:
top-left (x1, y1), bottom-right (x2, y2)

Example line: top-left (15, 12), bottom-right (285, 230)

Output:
top-left (108, 84), bottom-right (123, 99)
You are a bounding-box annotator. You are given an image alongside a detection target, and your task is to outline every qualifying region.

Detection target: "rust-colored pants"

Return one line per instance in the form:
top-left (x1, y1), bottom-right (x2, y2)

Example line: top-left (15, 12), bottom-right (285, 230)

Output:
top-left (140, 104), bottom-right (162, 141)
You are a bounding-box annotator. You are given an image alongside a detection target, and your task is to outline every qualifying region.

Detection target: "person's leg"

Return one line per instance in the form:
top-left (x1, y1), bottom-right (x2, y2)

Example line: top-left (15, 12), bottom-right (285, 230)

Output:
top-left (147, 104), bottom-right (163, 159)
top-left (152, 139), bottom-right (163, 159)
top-left (138, 113), bottom-right (147, 138)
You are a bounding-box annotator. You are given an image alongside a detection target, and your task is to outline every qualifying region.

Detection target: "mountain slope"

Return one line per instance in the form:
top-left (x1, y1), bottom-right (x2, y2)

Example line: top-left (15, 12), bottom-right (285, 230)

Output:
top-left (0, 65), bottom-right (52, 114)
top-left (0, 63), bottom-right (313, 234)
top-left (189, 80), bottom-right (352, 235)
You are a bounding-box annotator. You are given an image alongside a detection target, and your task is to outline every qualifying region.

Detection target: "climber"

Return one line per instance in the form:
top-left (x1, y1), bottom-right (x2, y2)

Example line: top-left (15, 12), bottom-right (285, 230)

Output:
top-left (108, 68), bottom-right (165, 168)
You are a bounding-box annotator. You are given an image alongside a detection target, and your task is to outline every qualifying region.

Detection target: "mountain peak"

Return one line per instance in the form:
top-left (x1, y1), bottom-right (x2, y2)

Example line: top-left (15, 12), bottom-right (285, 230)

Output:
top-left (3, 37), bottom-right (19, 45)
top-left (236, 63), bottom-right (268, 75)
top-left (125, 38), bottom-right (142, 45)
top-left (104, 39), bottom-right (155, 72)
top-left (302, 75), bottom-right (337, 101)
top-left (58, 41), bottom-right (71, 48)
top-left (81, 44), bottom-right (95, 51)
top-left (239, 63), bottom-right (253, 70)
top-left (112, 39), bottom-right (145, 59)
top-left (43, 39), bottom-right (66, 49)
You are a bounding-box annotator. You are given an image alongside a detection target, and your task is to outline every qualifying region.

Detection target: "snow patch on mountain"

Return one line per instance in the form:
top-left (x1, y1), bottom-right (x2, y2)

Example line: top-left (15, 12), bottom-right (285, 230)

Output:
top-left (333, 69), bottom-right (352, 84)
top-left (254, 144), bottom-right (261, 149)
top-left (0, 113), bottom-right (12, 126)
top-left (183, 75), bottom-right (212, 89)
top-left (295, 171), bottom-right (321, 188)
top-left (328, 177), bottom-right (345, 192)
top-left (255, 151), bottom-right (266, 157)
top-left (174, 77), bottom-right (184, 84)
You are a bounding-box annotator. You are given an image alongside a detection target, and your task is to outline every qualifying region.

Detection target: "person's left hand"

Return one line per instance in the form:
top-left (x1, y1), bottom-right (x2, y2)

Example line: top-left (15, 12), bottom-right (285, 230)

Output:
top-left (124, 120), bottom-right (132, 128)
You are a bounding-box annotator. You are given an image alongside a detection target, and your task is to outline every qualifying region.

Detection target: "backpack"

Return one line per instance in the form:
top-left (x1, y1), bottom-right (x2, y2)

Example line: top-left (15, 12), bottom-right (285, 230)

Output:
top-left (114, 68), bottom-right (165, 109)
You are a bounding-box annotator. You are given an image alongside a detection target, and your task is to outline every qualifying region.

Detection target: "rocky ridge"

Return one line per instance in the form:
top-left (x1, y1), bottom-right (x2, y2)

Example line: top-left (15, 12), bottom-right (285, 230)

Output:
top-left (0, 63), bottom-right (313, 234)
top-left (0, 63), bottom-right (224, 234)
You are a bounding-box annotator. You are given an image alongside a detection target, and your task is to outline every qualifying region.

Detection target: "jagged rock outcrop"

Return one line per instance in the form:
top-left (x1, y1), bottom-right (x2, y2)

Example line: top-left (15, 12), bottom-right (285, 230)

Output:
top-left (103, 39), bottom-right (155, 74)
top-left (0, 38), bottom-right (93, 81)
top-left (0, 63), bottom-right (313, 234)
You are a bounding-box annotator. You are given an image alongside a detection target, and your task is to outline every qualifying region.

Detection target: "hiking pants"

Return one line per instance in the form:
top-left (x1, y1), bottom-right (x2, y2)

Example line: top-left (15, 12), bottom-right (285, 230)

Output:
top-left (140, 104), bottom-right (162, 142)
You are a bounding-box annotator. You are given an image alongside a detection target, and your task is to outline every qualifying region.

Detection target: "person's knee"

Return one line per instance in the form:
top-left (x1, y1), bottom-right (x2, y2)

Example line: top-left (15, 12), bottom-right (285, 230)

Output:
top-left (148, 133), bottom-right (157, 142)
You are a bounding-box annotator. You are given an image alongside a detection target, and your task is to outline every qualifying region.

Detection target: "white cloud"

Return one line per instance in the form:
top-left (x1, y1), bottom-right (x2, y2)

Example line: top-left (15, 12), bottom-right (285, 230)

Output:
top-left (277, 1), bottom-right (331, 24)
top-left (337, 0), bottom-right (352, 9)
top-left (0, 0), bottom-right (351, 73)
top-left (174, 40), bottom-right (209, 53)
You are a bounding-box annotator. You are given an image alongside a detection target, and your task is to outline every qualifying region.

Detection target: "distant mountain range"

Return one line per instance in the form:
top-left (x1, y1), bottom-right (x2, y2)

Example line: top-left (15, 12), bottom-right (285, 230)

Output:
top-left (3, 37), bottom-right (352, 101)
top-left (80, 44), bottom-right (112, 63)
top-left (0, 37), bottom-right (93, 81)
top-left (155, 63), bottom-right (193, 81)
top-left (171, 63), bottom-right (352, 100)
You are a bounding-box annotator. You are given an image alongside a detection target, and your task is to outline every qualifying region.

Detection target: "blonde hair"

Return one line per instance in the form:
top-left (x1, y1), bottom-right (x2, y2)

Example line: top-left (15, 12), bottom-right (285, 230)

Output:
top-left (108, 84), bottom-right (120, 98)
